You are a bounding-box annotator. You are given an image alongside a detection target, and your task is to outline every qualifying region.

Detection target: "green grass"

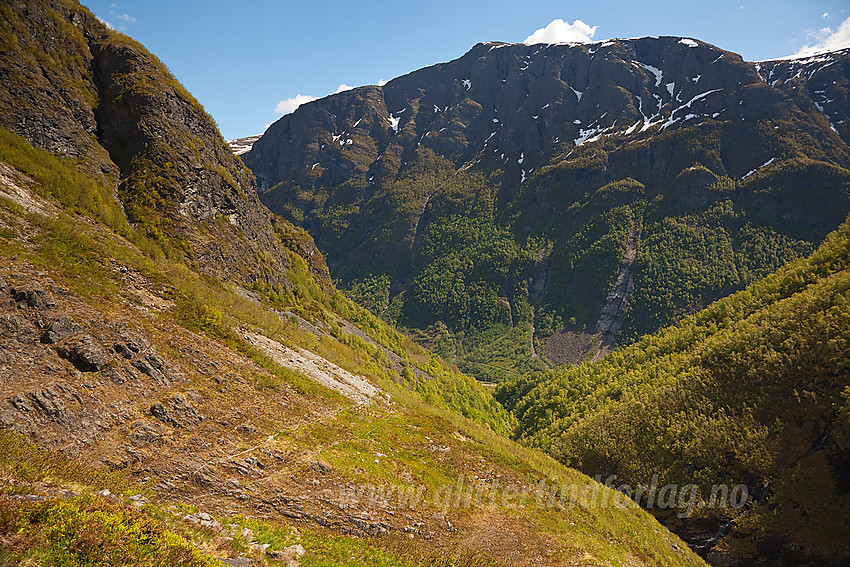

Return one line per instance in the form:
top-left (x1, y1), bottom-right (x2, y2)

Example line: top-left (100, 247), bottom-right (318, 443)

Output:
top-left (0, 431), bottom-right (134, 497)
top-left (0, 497), bottom-right (222, 567)
top-left (0, 424), bottom-right (703, 567)
top-left (0, 127), bottom-right (129, 235)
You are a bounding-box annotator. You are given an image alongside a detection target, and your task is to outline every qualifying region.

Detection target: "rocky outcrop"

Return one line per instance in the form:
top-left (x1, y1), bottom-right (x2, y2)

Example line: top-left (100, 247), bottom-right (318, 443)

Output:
top-left (757, 48), bottom-right (850, 146)
top-left (0, 263), bottom-right (412, 556)
top-left (57, 335), bottom-right (110, 371)
top-left (0, 265), bottom-right (188, 449)
top-left (0, 0), bottom-right (295, 290)
top-left (149, 394), bottom-right (203, 428)
top-left (10, 384), bottom-right (81, 428)
top-left (131, 347), bottom-right (178, 387)
top-left (42, 314), bottom-right (83, 344)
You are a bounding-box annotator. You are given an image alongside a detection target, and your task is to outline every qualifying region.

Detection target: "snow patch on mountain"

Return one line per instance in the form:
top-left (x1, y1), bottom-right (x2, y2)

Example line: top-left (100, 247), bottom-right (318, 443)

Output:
top-left (639, 63), bottom-right (663, 87)
top-left (570, 87), bottom-right (583, 101)
top-left (227, 135), bottom-right (261, 156)
top-left (742, 157), bottom-right (777, 179)
top-left (388, 115), bottom-right (400, 132)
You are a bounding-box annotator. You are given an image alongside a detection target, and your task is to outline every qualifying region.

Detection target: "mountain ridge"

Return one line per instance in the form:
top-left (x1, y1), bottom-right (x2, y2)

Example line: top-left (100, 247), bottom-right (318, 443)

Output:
top-left (0, 0), bottom-right (296, 290)
top-left (244, 37), bottom-right (850, 380)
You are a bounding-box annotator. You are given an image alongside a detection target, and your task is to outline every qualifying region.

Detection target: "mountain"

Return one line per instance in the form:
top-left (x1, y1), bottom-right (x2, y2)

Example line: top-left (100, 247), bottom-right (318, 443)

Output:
top-left (496, 213), bottom-right (850, 565)
top-left (228, 135), bottom-right (262, 156)
top-left (757, 50), bottom-right (850, 145)
top-left (244, 38), bottom-right (850, 381)
top-left (0, 0), bottom-right (291, 289)
top-left (0, 2), bottom-right (707, 566)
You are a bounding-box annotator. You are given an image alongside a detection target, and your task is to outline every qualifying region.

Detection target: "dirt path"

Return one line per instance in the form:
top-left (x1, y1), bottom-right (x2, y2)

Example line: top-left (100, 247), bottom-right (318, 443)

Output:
top-left (192, 405), bottom-right (350, 476)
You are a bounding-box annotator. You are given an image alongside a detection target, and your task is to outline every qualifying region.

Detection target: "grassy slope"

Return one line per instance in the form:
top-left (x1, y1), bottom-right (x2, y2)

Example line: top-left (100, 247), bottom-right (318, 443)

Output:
top-left (0, 118), bottom-right (704, 566)
top-left (497, 213), bottom-right (850, 561)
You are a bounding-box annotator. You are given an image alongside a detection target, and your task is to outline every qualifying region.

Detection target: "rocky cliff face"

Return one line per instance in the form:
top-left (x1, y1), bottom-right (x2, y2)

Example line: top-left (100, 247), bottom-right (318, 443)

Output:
top-left (250, 39), bottom-right (847, 198)
top-left (245, 37), bottom-right (850, 376)
top-left (757, 48), bottom-right (850, 146)
top-left (0, 0), bottom-right (301, 289)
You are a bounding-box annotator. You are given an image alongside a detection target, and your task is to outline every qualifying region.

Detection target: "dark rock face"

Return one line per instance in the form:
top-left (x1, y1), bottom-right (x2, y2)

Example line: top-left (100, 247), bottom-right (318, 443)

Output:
top-left (0, 1), bottom-right (115, 178)
top-left (757, 49), bottom-right (850, 146)
top-left (89, 37), bottom-right (291, 288)
top-left (248, 38), bottom-right (848, 227)
top-left (150, 402), bottom-right (180, 427)
top-left (42, 314), bottom-right (83, 344)
top-left (11, 384), bottom-right (81, 427)
top-left (150, 394), bottom-right (203, 428)
top-left (129, 421), bottom-right (164, 447)
top-left (12, 285), bottom-right (57, 311)
top-left (0, 312), bottom-right (37, 343)
top-left (57, 335), bottom-right (109, 371)
top-left (114, 328), bottom-right (148, 359)
top-left (131, 348), bottom-right (177, 387)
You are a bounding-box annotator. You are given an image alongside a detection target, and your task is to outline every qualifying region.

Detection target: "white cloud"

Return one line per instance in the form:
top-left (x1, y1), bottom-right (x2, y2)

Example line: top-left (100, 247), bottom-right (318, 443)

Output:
top-left (105, 5), bottom-right (135, 30)
top-left (377, 78), bottom-right (388, 87)
top-left (96, 15), bottom-right (114, 29)
top-left (523, 19), bottom-right (597, 45)
top-left (822, 12), bottom-right (830, 19)
top-left (273, 84), bottom-right (359, 117)
top-left (794, 15), bottom-right (850, 57)
top-left (274, 94), bottom-right (318, 115)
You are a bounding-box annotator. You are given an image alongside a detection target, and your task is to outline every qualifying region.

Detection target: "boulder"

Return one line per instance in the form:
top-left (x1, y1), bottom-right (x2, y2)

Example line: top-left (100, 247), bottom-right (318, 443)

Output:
top-left (11, 284), bottom-right (56, 310)
top-left (150, 403), bottom-right (181, 427)
top-left (57, 335), bottom-right (109, 371)
top-left (41, 313), bottom-right (82, 344)
top-left (268, 544), bottom-right (306, 567)
top-left (184, 512), bottom-right (222, 530)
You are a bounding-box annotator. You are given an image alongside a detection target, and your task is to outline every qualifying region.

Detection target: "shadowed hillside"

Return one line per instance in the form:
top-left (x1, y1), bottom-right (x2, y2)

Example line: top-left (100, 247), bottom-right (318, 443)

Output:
top-left (245, 40), bottom-right (850, 381)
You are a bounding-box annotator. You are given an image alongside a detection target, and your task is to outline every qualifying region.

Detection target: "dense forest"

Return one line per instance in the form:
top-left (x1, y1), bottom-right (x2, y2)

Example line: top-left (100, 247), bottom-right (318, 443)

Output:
top-left (497, 213), bottom-right (850, 562)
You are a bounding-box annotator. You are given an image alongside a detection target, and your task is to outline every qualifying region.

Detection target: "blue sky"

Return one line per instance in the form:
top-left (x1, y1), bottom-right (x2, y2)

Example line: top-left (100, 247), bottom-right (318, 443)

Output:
top-left (82, 0), bottom-right (850, 140)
